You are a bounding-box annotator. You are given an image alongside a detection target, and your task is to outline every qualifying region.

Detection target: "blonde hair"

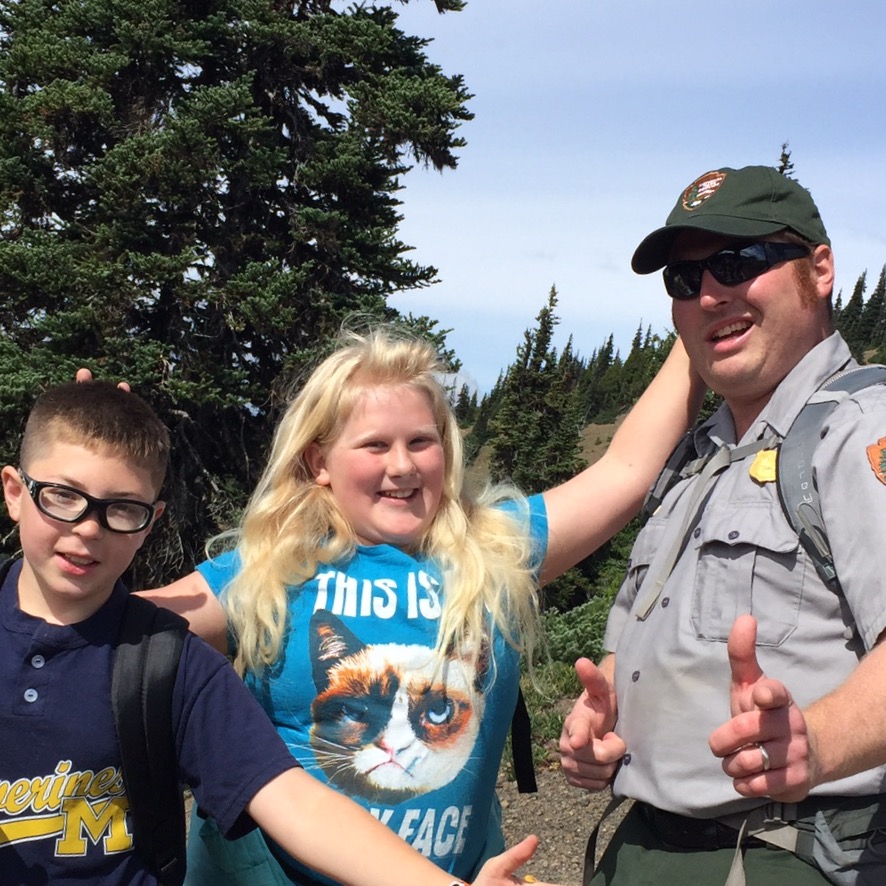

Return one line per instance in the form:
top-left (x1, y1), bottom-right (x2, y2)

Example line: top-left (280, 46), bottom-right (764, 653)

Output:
top-left (220, 327), bottom-right (540, 676)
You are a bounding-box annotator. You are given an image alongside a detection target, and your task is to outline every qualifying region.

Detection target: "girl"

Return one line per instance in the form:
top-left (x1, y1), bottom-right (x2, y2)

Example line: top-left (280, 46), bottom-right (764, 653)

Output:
top-left (145, 327), bottom-right (702, 885)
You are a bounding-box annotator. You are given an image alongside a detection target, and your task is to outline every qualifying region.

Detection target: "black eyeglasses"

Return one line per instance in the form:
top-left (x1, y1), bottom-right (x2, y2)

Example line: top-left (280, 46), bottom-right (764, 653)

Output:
top-left (18, 468), bottom-right (157, 533)
top-left (663, 241), bottom-right (810, 300)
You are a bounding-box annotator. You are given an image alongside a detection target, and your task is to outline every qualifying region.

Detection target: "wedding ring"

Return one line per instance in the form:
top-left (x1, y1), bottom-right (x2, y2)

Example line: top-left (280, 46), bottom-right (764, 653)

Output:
top-left (757, 742), bottom-right (771, 772)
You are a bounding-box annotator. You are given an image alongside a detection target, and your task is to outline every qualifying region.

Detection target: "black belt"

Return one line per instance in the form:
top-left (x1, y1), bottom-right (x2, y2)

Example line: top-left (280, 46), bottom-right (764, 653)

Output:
top-left (637, 802), bottom-right (765, 852)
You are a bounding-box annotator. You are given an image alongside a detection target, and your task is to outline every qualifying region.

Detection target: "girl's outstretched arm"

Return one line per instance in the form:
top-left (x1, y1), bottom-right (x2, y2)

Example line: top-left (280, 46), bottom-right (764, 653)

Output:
top-left (249, 767), bottom-right (562, 886)
top-left (540, 337), bottom-right (704, 584)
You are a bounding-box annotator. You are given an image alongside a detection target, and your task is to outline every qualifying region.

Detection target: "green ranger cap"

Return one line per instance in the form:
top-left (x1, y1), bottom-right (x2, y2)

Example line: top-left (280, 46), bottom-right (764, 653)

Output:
top-left (631, 165), bottom-right (830, 274)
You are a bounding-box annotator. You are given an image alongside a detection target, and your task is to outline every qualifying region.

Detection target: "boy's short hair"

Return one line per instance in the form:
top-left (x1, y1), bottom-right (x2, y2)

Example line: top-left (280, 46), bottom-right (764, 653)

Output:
top-left (21, 381), bottom-right (170, 493)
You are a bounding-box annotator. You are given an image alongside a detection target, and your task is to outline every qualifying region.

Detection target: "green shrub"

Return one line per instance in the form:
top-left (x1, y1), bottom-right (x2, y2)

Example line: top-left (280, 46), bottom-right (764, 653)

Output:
top-left (542, 590), bottom-right (616, 666)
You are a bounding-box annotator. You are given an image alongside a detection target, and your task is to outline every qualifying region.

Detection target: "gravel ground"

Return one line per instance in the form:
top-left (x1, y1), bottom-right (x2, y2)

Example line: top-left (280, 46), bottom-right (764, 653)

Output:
top-left (499, 769), bottom-right (629, 886)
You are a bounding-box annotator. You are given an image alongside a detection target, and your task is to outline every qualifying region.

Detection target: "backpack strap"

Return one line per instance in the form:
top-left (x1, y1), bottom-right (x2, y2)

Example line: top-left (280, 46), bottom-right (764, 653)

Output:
top-left (112, 594), bottom-right (189, 886)
top-left (776, 364), bottom-right (886, 590)
top-left (510, 685), bottom-right (537, 793)
top-left (0, 557), bottom-right (14, 585)
top-left (641, 430), bottom-right (701, 519)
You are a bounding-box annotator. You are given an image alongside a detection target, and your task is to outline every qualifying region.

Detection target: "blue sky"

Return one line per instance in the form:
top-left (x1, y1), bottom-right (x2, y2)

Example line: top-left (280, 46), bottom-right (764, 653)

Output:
top-left (388, 0), bottom-right (886, 392)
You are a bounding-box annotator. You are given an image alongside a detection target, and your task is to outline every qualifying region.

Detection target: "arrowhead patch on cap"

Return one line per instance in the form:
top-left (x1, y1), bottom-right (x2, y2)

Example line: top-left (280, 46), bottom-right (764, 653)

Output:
top-left (682, 170), bottom-right (727, 211)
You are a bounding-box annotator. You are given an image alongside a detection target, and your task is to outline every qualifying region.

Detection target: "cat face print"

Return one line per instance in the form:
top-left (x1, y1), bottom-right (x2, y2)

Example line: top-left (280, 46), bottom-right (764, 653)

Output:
top-left (308, 610), bottom-right (484, 804)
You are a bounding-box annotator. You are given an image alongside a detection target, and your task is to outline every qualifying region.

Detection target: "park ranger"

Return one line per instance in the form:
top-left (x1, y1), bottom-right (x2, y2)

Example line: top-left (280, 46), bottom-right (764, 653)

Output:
top-left (560, 166), bottom-right (886, 886)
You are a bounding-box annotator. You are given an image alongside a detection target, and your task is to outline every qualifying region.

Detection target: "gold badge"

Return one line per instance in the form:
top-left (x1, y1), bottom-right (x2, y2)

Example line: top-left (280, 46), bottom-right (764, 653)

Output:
top-left (749, 449), bottom-right (778, 484)
top-left (866, 437), bottom-right (886, 486)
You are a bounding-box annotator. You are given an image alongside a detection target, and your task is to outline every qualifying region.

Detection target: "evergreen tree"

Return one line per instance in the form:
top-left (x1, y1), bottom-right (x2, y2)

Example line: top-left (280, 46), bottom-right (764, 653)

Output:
top-left (594, 348), bottom-right (624, 423)
top-left (836, 271), bottom-right (867, 360)
top-left (0, 0), bottom-right (472, 585)
top-left (453, 382), bottom-right (477, 426)
top-left (487, 287), bottom-right (563, 491)
top-left (463, 370), bottom-right (504, 464)
top-left (485, 287), bottom-right (592, 609)
top-left (861, 266), bottom-right (886, 357)
top-left (537, 337), bottom-right (585, 487)
top-left (777, 142), bottom-right (795, 178)
top-left (621, 320), bottom-right (655, 405)
top-left (579, 333), bottom-right (615, 421)
top-left (486, 287), bottom-right (592, 495)
top-left (862, 267), bottom-right (886, 364)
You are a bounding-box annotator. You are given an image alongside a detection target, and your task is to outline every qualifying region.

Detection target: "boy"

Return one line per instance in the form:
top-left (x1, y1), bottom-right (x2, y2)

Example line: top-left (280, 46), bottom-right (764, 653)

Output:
top-left (0, 380), bottom-right (544, 886)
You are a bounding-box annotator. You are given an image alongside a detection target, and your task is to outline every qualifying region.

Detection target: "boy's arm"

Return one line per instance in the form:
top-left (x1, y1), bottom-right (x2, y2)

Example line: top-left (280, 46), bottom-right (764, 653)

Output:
top-left (248, 767), bottom-right (560, 886)
top-left (540, 337), bottom-right (703, 584)
top-left (139, 573), bottom-right (229, 654)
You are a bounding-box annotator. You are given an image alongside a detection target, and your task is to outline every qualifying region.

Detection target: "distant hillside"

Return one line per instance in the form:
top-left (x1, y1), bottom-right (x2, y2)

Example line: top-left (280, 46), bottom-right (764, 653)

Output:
top-left (580, 418), bottom-right (619, 465)
top-left (467, 415), bottom-right (622, 487)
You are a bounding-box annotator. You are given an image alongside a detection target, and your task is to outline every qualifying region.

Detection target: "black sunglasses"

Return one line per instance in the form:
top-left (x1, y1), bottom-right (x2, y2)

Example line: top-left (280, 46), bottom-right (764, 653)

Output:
top-left (18, 468), bottom-right (157, 533)
top-left (663, 241), bottom-right (810, 301)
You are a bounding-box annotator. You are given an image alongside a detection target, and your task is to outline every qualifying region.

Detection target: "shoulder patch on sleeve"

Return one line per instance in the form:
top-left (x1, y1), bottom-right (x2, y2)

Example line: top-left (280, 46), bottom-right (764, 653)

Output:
top-left (866, 437), bottom-right (886, 486)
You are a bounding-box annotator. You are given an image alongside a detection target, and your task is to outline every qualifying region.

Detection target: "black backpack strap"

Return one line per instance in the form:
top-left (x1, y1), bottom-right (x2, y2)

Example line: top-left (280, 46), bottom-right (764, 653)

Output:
top-left (510, 686), bottom-right (537, 793)
top-left (112, 594), bottom-right (188, 886)
top-left (0, 557), bottom-right (15, 585)
top-left (641, 430), bottom-right (708, 519)
top-left (777, 365), bottom-right (886, 590)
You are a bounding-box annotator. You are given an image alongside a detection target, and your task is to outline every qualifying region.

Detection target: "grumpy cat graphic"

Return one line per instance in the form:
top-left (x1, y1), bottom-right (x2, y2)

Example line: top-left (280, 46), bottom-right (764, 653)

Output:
top-left (308, 611), bottom-right (484, 804)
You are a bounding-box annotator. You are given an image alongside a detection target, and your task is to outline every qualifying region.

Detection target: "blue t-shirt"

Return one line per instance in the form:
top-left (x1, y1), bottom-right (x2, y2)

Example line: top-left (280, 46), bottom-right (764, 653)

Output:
top-left (0, 560), bottom-right (298, 886)
top-left (195, 495), bottom-right (548, 882)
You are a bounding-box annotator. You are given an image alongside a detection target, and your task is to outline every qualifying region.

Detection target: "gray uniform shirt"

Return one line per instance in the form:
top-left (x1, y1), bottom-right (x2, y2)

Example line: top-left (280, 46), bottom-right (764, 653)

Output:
top-left (605, 332), bottom-right (886, 817)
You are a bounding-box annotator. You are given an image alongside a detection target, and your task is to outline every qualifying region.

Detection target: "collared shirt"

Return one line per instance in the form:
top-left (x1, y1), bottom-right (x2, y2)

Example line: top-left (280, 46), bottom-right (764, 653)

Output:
top-left (605, 332), bottom-right (886, 817)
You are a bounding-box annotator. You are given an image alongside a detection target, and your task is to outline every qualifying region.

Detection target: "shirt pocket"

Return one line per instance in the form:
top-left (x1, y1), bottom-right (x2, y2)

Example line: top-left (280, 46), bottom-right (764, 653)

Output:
top-left (623, 515), bottom-right (670, 606)
top-left (691, 502), bottom-right (805, 647)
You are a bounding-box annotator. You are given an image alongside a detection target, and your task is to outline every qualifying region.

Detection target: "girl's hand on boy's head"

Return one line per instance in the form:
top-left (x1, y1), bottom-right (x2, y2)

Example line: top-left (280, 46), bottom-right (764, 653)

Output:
top-left (75, 367), bottom-right (130, 392)
top-left (473, 835), bottom-right (563, 886)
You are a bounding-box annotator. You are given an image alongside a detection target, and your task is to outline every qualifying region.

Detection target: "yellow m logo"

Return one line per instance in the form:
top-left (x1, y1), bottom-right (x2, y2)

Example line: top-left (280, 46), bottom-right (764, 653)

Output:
top-left (56, 796), bottom-right (132, 856)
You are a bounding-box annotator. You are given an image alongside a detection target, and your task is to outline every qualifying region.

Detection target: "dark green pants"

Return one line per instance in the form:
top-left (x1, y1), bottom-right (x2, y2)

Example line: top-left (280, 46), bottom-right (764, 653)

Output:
top-left (591, 803), bottom-right (830, 886)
